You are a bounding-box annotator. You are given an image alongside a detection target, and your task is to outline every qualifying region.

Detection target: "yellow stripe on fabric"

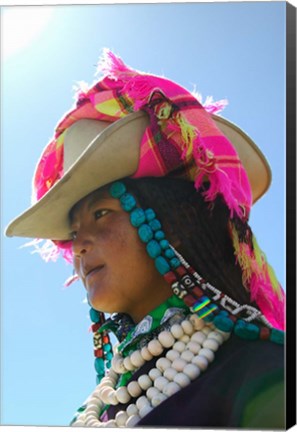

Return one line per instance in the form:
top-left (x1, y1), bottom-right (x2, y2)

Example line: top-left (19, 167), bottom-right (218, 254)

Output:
top-left (95, 98), bottom-right (126, 118)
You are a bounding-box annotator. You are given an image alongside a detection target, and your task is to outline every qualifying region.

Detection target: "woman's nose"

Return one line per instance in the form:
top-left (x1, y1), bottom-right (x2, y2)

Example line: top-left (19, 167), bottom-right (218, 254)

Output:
top-left (72, 229), bottom-right (93, 256)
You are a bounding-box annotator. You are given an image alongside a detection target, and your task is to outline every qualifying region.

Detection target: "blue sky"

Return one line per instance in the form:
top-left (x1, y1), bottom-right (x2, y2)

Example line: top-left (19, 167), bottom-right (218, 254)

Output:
top-left (1, 2), bottom-right (286, 427)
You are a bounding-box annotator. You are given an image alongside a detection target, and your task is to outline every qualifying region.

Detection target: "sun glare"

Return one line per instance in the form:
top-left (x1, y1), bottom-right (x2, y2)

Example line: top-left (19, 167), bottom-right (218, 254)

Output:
top-left (2, 7), bottom-right (54, 59)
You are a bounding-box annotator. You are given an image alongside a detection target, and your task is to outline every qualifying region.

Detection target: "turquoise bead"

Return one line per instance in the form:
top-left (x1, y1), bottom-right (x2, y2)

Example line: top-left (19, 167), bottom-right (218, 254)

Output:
top-left (155, 256), bottom-right (170, 275)
top-left (103, 343), bottom-right (112, 353)
top-left (164, 248), bottom-right (175, 259)
top-left (106, 360), bottom-right (112, 369)
top-left (138, 224), bottom-right (154, 243)
top-left (160, 239), bottom-right (169, 250)
top-left (234, 320), bottom-right (260, 340)
top-left (149, 219), bottom-right (162, 231)
top-left (203, 314), bottom-right (215, 323)
top-left (270, 329), bottom-right (285, 345)
top-left (90, 308), bottom-right (100, 323)
top-left (105, 352), bottom-right (113, 361)
top-left (145, 209), bottom-right (156, 221)
top-left (170, 257), bottom-right (180, 268)
top-left (120, 193), bottom-right (137, 212)
top-left (155, 230), bottom-right (165, 241)
top-left (109, 181), bottom-right (126, 198)
top-left (213, 314), bottom-right (234, 332)
top-left (146, 240), bottom-right (162, 258)
top-left (130, 208), bottom-right (146, 227)
top-left (94, 357), bottom-right (105, 374)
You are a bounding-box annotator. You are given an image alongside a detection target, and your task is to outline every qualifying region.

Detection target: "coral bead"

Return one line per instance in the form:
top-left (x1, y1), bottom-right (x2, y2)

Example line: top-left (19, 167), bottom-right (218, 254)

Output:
top-left (166, 349), bottom-right (180, 362)
top-left (174, 372), bottom-right (191, 388)
top-left (148, 339), bottom-right (163, 356)
top-left (199, 348), bottom-right (215, 362)
top-left (192, 355), bottom-right (209, 371)
top-left (138, 374), bottom-right (153, 391)
top-left (170, 324), bottom-right (184, 339)
top-left (115, 387), bottom-right (131, 404)
top-left (158, 331), bottom-right (175, 348)
top-left (130, 350), bottom-right (145, 368)
top-left (156, 357), bottom-right (171, 372)
top-left (127, 381), bottom-right (142, 398)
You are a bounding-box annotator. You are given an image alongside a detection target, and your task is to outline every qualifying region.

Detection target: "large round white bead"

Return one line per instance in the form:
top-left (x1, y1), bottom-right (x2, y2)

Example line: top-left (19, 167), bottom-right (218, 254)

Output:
top-left (111, 355), bottom-right (126, 374)
top-left (126, 414), bottom-right (141, 427)
top-left (127, 381), bottom-right (142, 398)
top-left (148, 339), bottom-right (163, 356)
top-left (107, 389), bottom-right (118, 405)
top-left (172, 358), bottom-right (187, 372)
top-left (202, 326), bottom-right (211, 335)
top-left (130, 350), bottom-right (145, 368)
top-left (141, 346), bottom-right (153, 361)
top-left (104, 419), bottom-right (117, 427)
top-left (151, 393), bottom-right (167, 407)
top-left (166, 349), bottom-right (180, 362)
top-left (162, 381), bottom-right (181, 397)
top-left (146, 386), bottom-right (160, 400)
top-left (183, 363), bottom-right (201, 380)
top-left (170, 323), bottom-right (184, 339)
top-left (203, 338), bottom-right (220, 352)
top-left (158, 330), bottom-right (175, 348)
top-left (139, 404), bottom-right (153, 418)
top-left (99, 387), bottom-right (113, 404)
top-left (154, 376), bottom-right (169, 392)
top-left (181, 319), bottom-right (194, 335)
top-left (173, 341), bottom-right (186, 352)
top-left (189, 314), bottom-right (205, 330)
top-left (115, 410), bottom-right (128, 427)
top-left (191, 331), bottom-right (206, 344)
top-left (163, 367), bottom-right (178, 381)
top-left (123, 356), bottom-right (135, 371)
top-left (186, 341), bottom-right (201, 354)
top-left (126, 403), bottom-right (138, 417)
top-left (208, 331), bottom-right (224, 345)
top-left (138, 374), bottom-right (153, 391)
top-left (180, 335), bottom-right (190, 343)
top-left (115, 386), bottom-right (131, 404)
top-left (136, 395), bottom-right (150, 410)
top-left (156, 357), bottom-right (171, 373)
top-left (174, 372), bottom-right (191, 388)
top-left (192, 354), bottom-right (208, 371)
top-left (148, 367), bottom-right (162, 381)
top-left (180, 350), bottom-right (194, 362)
top-left (199, 347), bottom-right (215, 362)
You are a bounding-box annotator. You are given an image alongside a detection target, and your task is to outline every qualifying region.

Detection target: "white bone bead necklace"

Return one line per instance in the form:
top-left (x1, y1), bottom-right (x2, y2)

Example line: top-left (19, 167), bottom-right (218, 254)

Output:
top-left (72, 314), bottom-right (230, 427)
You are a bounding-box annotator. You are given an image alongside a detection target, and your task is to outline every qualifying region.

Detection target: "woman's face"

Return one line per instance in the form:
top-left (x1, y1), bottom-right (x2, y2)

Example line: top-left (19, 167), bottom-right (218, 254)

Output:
top-left (70, 187), bottom-right (172, 323)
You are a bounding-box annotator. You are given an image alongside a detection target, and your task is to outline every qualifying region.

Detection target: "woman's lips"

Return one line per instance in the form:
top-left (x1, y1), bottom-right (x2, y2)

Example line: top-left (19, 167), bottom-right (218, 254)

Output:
top-left (85, 265), bottom-right (104, 279)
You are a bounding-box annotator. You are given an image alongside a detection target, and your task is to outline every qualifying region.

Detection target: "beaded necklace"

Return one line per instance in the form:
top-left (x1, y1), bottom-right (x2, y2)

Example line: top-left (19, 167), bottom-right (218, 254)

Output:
top-left (70, 180), bottom-right (284, 427)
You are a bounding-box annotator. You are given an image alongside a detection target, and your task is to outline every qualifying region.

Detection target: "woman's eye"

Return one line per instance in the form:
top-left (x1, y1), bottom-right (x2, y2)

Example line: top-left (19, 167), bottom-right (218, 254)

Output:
top-left (94, 209), bottom-right (110, 220)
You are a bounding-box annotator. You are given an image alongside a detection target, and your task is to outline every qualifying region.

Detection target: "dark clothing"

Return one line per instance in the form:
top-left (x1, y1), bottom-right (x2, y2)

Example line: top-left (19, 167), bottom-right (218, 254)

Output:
top-left (108, 335), bottom-right (284, 428)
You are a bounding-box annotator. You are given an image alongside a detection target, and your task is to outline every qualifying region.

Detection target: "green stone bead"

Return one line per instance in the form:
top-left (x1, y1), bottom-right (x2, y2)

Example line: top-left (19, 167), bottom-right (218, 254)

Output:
top-left (105, 352), bottom-right (113, 361)
top-left (146, 240), bottom-right (162, 258)
top-left (270, 328), bottom-right (285, 344)
top-left (109, 181), bottom-right (126, 198)
top-left (155, 230), bottom-right (165, 241)
top-left (120, 193), bottom-right (137, 212)
top-left (103, 343), bottom-right (112, 353)
top-left (149, 219), bottom-right (162, 231)
top-left (138, 224), bottom-right (154, 243)
top-left (234, 320), bottom-right (260, 340)
top-left (213, 314), bottom-right (234, 332)
top-left (145, 209), bottom-right (156, 221)
top-left (130, 208), bottom-right (146, 227)
top-left (94, 357), bottom-right (105, 374)
top-left (155, 256), bottom-right (170, 275)
top-left (89, 308), bottom-right (100, 323)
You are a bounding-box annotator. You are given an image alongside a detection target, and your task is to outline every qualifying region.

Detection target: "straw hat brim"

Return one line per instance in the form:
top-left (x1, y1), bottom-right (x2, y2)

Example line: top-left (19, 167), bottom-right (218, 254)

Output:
top-left (5, 111), bottom-right (271, 240)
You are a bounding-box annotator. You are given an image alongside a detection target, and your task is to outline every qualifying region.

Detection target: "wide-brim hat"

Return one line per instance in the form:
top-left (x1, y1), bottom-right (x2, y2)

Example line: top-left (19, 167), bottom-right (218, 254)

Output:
top-left (5, 110), bottom-right (271, 241)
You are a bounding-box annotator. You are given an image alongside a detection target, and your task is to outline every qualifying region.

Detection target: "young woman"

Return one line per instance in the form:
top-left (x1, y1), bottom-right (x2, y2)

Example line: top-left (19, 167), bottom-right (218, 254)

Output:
top-left (6, 50), bottom-right (285, 428)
